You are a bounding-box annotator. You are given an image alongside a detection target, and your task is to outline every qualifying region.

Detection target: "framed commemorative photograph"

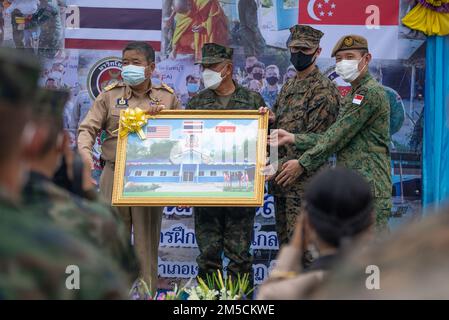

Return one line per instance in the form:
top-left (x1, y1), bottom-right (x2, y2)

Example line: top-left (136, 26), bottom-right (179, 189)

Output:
top-left (112, 110), bottom-right (268, 207)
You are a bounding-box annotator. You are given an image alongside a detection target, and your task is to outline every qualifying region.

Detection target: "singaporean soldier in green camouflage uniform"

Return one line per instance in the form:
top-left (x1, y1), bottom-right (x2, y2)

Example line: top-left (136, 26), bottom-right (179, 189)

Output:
top-left (271, 35), bottom-right (392, 231)
top-left (186, 43), bottom-right (267, 285)
top-left (269, 25), bottom-right (340, 246)
top-left (21, 88), bottom-right (138, 280)
top-left (0, 48), bottom-right (129, 299)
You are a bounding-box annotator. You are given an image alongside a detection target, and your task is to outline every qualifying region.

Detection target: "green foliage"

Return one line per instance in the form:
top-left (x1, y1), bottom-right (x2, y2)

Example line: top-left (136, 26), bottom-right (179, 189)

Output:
top-left (126, 140), bottom-right (178, 161)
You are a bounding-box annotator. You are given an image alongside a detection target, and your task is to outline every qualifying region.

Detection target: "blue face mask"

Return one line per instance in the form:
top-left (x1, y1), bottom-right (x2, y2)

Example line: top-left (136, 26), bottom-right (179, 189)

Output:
top-left (121, 64), bottom-right (147, 86)
top-left (187, 82), bottom-right (200, 93)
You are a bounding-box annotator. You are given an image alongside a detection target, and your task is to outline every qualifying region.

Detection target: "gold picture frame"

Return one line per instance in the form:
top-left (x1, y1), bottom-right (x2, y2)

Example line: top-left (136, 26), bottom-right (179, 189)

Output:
top-left (112, 110), bottom-right (268, 207)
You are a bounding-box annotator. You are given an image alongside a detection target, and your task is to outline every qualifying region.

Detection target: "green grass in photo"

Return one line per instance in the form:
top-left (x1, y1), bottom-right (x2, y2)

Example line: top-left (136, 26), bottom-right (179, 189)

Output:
top-left (123, 191), bottom-right (255, 198)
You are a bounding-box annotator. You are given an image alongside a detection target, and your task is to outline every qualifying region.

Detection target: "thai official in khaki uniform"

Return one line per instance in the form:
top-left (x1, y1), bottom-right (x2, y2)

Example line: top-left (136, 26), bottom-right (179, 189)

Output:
top-left (78, 41), bottom-right (181, 294)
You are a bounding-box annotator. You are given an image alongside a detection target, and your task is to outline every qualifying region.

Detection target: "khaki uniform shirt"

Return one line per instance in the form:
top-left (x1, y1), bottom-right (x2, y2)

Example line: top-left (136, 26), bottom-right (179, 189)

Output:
top-left (78, 81), bottom-right (181, 162)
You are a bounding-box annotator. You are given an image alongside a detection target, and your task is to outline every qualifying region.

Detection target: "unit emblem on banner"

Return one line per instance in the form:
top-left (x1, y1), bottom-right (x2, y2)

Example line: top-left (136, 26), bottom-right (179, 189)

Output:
top-left (87, 57), bottom-right (123, 100)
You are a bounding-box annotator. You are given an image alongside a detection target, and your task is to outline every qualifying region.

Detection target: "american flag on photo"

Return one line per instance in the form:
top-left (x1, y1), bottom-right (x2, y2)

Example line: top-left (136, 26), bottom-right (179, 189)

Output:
top-left (183, 121), bottom-right (204, 134)
top-left (65, 0), bottom-right (162, 51)
top-left (146, 126), bottom-right (171, 139)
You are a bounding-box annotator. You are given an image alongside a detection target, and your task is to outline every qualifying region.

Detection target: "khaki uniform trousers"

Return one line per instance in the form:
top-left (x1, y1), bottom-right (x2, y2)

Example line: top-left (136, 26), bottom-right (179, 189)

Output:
top-left (100, 161), bottom-right (162, 294)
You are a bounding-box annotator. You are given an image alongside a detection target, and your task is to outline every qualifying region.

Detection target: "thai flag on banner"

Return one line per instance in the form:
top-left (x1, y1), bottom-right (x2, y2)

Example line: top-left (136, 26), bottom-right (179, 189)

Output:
top-left (299, 0), bottom-right (400, 59)
top-left (65, 0), bottom-right (162, 51)
top-left (183, 121), bottom-right (204, 134)
top-left (146, 126), bottom-right (171, 139)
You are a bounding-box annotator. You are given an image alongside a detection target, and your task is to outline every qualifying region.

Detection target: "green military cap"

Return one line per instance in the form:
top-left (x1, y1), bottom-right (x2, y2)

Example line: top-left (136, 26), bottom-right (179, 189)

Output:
top-left (331, 35), bottom-right (369, 57)
top-left (0, 48), bottom-right (41, 107)
top-left (288, 25), bottom-right (324, 49)
top-left (196, 43), bottom-right (233, 65)
top-left (33, 88), bottom-right (69, 120)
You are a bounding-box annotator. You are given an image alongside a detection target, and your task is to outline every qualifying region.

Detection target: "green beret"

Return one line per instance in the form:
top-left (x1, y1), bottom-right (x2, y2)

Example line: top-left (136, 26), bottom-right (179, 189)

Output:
top-left (196, 43), bottom-right (233, 65)
top-left (331, 35), bottom-right (369, 57)
top-left (288, 25), bottom-right (324, 49)
top-left (0, 48), bottom-right (41, 107)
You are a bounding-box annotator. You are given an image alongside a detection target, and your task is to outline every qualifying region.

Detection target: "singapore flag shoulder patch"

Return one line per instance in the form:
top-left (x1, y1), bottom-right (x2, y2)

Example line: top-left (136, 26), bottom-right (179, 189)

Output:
top-left (352, 94), bottom-right (364, 105)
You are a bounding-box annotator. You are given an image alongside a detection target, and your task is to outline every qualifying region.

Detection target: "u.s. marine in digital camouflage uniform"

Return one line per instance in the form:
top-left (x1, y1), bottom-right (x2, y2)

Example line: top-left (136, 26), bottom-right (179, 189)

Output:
top-left (186, 43), bottom-right (267, 285)
top-left (294, 35), bottom-right (392, 230)
top-left (270, 25), bottom-right (340, 246)
top-left (22, 88), bottom-right (137, 279)
top-left (0, 47), bottom-right (129, 299)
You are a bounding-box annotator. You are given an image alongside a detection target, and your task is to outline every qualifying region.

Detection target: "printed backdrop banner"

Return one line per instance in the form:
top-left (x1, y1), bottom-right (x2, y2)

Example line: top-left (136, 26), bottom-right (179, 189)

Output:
top-left (0, 0), bottom-right (425, 288)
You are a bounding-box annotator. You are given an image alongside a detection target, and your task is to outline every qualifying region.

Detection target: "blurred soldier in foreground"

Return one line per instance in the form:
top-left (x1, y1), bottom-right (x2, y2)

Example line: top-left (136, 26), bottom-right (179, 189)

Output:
top-left (313, 207), bottom-right (449, 299)
top-left (257, 167), bottom-right (374, 300)
top-left (0, 47), bottom-right (129, 299)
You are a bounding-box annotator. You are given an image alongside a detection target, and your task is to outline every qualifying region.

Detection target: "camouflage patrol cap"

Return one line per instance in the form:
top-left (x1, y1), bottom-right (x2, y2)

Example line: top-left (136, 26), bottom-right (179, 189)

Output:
top-left (0, 48), bottom-right (41, 107)
top-left (196, 43), bottom-right (233, 65)
top-left (33, 88), bottom-right (70, 121)
top-left (288, 25), bottom-right (324, 49)
top-left (331, 35), bottom-right (369, 57)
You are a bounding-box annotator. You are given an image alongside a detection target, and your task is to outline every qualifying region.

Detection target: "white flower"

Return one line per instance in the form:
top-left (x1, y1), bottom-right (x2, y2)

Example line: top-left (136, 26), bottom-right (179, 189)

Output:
top-left (185, 288), bottom-right (200, 300)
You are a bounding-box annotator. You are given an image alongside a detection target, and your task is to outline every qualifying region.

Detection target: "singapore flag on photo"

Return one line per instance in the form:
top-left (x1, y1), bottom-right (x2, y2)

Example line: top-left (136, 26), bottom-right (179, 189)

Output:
top-left (299, 0), bottom-right (400, 59)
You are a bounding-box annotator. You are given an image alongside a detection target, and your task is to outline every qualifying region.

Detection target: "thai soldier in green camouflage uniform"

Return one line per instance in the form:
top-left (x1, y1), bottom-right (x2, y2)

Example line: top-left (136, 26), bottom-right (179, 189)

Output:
top-left (186, 43), bottom-right (266, 284)
top-left (268, 25), bottom-right (340, 246)
top-left (270, 35), bottom-right (392, 231)
top-left (21, 88), bottom-right (137, 279)
top-left (0, 47), bottom-right (129, 299)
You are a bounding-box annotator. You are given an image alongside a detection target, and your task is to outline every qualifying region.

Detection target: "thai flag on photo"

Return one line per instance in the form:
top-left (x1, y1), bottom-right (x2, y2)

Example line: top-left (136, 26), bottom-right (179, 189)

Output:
top-left (299, 0), bottom-right (400, 59)
top-left (65, 0), bottom-right (162, 51)
top-left (183, 121), bottom-right (204, 134)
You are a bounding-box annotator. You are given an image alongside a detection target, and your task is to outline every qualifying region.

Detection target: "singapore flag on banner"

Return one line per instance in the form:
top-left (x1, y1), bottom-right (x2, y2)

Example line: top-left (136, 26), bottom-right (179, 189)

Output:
top-left (299, 0), bottom-right (400, 59)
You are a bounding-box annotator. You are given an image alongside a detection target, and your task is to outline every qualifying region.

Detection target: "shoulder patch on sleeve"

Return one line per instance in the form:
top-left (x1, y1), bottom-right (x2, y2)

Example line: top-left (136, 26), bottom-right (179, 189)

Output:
top-left (161, 83), bottom-right (174, 94)
top-left (352, 94), bottom-right (364, 105)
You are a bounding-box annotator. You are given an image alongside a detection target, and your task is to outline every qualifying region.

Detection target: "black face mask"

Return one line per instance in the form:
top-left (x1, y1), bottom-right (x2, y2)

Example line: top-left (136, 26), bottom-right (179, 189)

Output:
top-left (253, 72), bottom-right (263, 80)
top-left (246, 66), bottom-right (254, 74)
top-left (266, 76), bottom-right (279, 86)
top-left (290, 49), bottom-right (318, 72)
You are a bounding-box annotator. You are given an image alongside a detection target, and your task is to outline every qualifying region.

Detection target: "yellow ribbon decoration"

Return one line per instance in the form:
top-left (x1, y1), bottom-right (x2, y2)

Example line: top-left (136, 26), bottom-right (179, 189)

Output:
top-left (116, 107), bottom-right (147, 140)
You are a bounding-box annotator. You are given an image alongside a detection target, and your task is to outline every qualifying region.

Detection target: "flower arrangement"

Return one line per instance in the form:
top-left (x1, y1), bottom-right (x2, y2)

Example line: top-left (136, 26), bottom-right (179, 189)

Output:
top-left (130, 278), bottom-right (184, 300)
top-left (130, 271), bottom-right (253, 300)
top-left (184, 270), bottom-right (253, 300)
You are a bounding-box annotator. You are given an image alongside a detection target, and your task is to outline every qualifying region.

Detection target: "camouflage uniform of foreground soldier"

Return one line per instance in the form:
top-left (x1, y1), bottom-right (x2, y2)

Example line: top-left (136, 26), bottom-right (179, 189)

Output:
top-left (186, 43), bottom-right (267, 287)
top-left (269, 35), bottom-right (391, 231)
top-left (0, 47), bottom-right (129, 299)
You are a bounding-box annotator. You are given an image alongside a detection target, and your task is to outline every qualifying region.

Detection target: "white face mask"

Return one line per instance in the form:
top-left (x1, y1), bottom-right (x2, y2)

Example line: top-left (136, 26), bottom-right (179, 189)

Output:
top-left (202, 68), bottom-right (223, 90)
top-left (335, 58), bottom-right (366, 83)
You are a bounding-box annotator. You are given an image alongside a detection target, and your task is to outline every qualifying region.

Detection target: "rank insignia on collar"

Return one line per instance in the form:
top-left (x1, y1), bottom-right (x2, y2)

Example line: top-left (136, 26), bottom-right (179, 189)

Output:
top-left (116, 97), bottom-right (128, 108)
